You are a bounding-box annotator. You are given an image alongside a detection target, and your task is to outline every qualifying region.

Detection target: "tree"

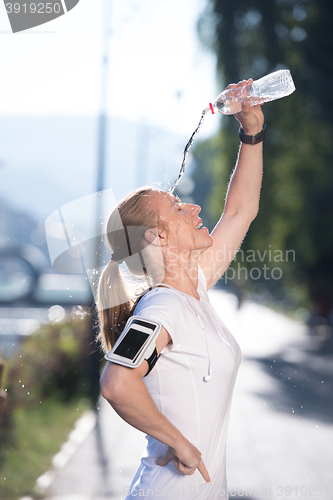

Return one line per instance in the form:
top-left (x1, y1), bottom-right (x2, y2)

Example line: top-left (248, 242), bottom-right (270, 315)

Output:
top-left (192, 0), bottom-right (333, 314)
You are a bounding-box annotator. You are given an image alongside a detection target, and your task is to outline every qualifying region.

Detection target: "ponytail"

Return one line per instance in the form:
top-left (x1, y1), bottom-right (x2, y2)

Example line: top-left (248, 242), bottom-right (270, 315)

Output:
top-left (96, 187), bottom-right (163, 353)
top-left (96, 260), bottom-right (132, 352)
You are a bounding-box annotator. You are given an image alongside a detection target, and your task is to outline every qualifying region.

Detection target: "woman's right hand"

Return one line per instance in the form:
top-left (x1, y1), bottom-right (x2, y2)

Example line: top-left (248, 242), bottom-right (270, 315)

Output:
top-left (156, 437), bottom-right (210, 482)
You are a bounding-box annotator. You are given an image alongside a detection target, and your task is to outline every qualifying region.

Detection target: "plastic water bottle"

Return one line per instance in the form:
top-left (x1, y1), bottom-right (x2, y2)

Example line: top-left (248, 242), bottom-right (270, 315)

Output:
top-left (170, 69), bottom-right (295, 193)
top-left (208, 69), bottom-right (296, 115)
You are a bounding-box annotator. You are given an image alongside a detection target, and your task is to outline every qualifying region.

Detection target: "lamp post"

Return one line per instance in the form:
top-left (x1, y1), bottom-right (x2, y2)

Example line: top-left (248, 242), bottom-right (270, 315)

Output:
top-left (87, 1), bottom-right (114, 494)
top-left (89, 0), bottom-right (112, 403)
top-left (96, 0), bottom-right (112, 194)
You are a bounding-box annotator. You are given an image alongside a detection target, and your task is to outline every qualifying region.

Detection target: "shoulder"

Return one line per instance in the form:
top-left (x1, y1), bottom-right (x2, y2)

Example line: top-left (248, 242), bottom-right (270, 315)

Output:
top-left (134, 287), bottom-right (188, 347)
top-left (135, 286), bottom-right (183, 314)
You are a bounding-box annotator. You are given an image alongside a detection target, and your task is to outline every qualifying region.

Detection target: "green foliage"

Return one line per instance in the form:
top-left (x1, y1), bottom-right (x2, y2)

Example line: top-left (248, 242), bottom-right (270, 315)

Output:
top-left (193, 0), bottom-right (333, 312)
top-left (0, 397), bottom-right (86, 500)
top-left (0, 314), bottom-right (100, 488)
top-left (4, 316), bottom-right (96, 409)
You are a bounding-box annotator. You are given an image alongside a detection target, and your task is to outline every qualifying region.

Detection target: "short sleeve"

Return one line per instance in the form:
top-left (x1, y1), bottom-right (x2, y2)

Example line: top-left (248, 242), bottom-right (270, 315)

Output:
top-left (133, 287), bottom-right (188, 347)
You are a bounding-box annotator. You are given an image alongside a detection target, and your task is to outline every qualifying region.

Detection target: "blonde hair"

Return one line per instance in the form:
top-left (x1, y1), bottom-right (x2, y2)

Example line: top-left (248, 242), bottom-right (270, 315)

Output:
top-left (96, 187), bottom-right (163, 352)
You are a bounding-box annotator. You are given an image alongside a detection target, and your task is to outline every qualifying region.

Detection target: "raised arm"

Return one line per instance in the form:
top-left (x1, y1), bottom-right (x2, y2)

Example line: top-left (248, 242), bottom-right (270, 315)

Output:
top-left (200, 80), bottom-right (265, 289)
top-left (100, 326), bottom-right (210, 482)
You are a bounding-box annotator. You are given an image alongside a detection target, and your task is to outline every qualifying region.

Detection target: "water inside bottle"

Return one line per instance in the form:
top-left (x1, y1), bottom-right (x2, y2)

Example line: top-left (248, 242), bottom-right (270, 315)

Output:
top-left (169, 108), bottom-right (208, 193)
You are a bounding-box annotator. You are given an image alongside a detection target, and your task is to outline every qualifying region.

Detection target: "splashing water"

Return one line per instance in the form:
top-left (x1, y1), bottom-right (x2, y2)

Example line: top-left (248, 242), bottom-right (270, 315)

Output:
top-left (169, 107), bottom-right (209, 194)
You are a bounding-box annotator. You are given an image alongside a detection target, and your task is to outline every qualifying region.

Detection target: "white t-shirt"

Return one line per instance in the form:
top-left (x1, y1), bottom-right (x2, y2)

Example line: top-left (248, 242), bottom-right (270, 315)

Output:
top-left (126, 265), bottom-right (242, 499)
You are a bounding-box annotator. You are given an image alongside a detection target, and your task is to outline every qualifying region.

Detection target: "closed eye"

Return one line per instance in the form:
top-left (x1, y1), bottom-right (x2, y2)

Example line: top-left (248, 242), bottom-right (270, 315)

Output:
top-left (173, 196), bottom-right (183, 212)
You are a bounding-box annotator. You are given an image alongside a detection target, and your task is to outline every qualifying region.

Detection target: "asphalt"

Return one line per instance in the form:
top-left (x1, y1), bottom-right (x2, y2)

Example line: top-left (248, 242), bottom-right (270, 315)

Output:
top-left (30, 289), bottom-right (333, 500)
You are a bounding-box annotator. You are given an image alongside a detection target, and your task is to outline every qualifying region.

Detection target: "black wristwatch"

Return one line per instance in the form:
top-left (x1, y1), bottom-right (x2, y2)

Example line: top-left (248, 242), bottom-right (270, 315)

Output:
top-left (238, 124), bottom-right (267, 145)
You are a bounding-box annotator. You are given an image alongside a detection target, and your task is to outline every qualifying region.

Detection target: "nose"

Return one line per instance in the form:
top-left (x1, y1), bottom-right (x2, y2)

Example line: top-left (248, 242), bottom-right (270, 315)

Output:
top-left (190, 204), bottom-right (201, 215)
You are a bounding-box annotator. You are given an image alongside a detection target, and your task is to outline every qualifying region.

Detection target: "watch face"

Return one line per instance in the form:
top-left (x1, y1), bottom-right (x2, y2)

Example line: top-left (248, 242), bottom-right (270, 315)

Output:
top-left (114, 328), bottom-right (149, 360)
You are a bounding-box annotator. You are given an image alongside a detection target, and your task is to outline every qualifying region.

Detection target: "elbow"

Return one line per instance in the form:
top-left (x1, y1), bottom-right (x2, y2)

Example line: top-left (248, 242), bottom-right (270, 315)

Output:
top-left (236, 206), bottom-right (259, 225)
top-left (100, 364), bottom-right (124, 404)
top-left (226, 202), bottom-right (259, 223)
top-left (100, 379), bottom-right (123, 406)
top-left (100, 375), bottom-right (114, 402)
top-left (249, 205), bottom-right (259, 221)
top-left (244, 201), bottom-right (259, 222)
top-left (100, 376), bottom-right (113, 402)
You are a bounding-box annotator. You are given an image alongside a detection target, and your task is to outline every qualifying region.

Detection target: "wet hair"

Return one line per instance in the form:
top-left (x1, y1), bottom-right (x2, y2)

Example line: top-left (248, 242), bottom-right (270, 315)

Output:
top-left (96, 186), bottom-right (164, 352)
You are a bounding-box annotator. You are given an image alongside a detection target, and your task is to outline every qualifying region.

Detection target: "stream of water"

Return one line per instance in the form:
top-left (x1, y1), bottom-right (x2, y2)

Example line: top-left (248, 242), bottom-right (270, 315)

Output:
top-left (169, 107), bottom-right (209, 194)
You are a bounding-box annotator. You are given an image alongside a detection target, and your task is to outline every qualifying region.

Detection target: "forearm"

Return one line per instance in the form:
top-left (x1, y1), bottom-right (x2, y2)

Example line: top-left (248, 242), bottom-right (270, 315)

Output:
top-left (101, 366), bottom-right (185, 449)
top-left (224, 140), bottom-right (263, 219)
top-left (220, 93), bottom-right (264, 219)
top-left (101, 365), bottom-right (209, 481)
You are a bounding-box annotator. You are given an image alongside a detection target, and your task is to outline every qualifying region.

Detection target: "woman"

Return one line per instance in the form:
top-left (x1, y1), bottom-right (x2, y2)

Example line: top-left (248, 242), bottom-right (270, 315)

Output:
top-left (98, 80), bottom-right (265, 499)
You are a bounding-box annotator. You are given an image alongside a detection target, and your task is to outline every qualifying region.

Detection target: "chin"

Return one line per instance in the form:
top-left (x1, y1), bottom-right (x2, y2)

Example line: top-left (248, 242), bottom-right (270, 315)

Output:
top-left (205, 232), bottom-right (214, 245)
top-left (199, 234), bottom-right (214, 250)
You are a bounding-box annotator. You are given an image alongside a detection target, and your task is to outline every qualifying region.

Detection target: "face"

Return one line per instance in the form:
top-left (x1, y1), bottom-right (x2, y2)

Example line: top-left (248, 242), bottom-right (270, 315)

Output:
top-left (149, 190), bottom-right (213, 255)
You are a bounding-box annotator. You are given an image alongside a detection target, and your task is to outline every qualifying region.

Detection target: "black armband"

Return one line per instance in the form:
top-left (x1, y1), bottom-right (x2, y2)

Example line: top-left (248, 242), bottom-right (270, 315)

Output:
top-left (144, 348), bottom-right (160, 377)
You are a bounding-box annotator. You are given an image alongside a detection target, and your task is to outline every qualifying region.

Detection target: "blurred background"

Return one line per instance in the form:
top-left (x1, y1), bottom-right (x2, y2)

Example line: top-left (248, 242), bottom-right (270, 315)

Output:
top-left (0, 0), bottom-right (332, 499)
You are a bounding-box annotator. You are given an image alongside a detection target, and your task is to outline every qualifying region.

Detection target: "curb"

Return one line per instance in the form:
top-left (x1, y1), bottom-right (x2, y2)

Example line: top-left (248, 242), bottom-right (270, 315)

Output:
top-left (24, 409), bottom-right (97, 499)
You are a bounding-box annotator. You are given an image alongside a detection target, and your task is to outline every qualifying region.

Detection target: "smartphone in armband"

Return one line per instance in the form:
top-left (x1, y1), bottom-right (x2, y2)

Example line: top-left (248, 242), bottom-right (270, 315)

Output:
top-left (104, 316), bottom-right (161, 375)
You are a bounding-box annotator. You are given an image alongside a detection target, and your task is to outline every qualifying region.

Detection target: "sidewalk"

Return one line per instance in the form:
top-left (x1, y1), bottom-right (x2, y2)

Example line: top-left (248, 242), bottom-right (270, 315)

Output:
top-left (39, 289), bottom-right (333, 500)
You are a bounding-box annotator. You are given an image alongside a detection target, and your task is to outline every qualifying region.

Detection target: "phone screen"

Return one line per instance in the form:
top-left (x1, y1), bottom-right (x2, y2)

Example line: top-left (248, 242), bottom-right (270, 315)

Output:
top-left (114, 328), bottom-right (149, 360)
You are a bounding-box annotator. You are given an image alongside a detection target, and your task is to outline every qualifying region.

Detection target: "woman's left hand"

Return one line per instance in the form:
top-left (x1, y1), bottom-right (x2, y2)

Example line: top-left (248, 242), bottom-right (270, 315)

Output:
top-left (226, 79), bottom-right (265, 136)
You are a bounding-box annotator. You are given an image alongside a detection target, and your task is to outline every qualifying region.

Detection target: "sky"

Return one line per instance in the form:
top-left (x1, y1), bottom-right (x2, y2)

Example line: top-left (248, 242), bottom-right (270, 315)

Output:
top-left (0, 0), bottom-right (219, 137)
top-left (0, 0), bottom-right (222, 255)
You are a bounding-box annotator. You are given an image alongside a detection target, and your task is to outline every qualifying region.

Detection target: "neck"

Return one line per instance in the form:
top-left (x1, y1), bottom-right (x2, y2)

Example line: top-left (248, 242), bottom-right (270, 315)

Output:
top-left (162, 249), bottom-right (201, 299)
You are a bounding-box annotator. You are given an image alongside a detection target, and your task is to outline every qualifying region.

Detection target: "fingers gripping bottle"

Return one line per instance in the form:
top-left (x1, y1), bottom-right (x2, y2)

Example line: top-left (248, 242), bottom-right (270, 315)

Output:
top-left (208, 69), bottom-right (296, 115)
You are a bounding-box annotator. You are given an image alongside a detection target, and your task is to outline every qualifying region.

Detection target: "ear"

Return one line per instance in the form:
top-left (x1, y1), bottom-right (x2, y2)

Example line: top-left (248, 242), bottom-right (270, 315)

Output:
top-left (144, 228), bottom-right (159, 245)
top-left (144, 228), bottom-right (167, 246)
